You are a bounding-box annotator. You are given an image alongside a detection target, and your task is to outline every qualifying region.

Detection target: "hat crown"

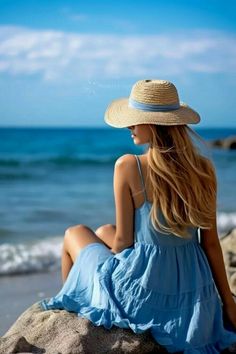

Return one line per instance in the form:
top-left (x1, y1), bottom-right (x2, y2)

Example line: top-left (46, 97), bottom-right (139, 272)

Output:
top-left (130, 80), bottom-right (180, 106)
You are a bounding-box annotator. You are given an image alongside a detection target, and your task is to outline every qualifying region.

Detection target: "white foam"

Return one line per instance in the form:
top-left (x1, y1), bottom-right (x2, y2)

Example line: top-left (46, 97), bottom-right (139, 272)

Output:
top-left (217, 212), bottom-right (236, 235)
top-left (0, 236), bottom-right (62, 275)
top-left (0, 213), bottom-right (236, 276)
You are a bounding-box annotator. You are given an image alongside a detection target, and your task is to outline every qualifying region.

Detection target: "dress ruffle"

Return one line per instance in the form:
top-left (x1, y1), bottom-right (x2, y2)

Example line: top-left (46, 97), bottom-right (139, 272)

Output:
top-left (41, 289), bottom-right (236, 354)
top-left (40, 241), bottom-right (236, 353)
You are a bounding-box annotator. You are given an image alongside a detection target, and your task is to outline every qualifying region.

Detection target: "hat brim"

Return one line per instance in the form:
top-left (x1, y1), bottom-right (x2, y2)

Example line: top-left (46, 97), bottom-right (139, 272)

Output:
top-left (104, 98), bottom-right (200, 128)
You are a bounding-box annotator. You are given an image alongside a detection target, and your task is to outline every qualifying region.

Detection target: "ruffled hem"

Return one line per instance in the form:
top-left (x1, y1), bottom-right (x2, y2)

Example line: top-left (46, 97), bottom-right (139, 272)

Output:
top-left (40, 242), bottom-right (236, 354)
top-left (182, 340), bottom-right (236, 353)
top-left (40, 296), bottom-right (236, 354)
top-left (40, 296), bottom-right (153, 332)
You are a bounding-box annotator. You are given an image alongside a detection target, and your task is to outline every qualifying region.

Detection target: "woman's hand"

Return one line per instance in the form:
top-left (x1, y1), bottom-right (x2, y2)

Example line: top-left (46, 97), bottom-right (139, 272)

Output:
top-left (223, 298), bottom-right (236, 329)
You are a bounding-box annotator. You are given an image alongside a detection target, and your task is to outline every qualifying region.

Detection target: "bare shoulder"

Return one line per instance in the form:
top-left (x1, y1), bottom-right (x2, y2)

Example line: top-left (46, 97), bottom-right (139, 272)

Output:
top-left (115, 154), bottom-right (137, 168)
top-left (114, 154), bottom-right (137, 185)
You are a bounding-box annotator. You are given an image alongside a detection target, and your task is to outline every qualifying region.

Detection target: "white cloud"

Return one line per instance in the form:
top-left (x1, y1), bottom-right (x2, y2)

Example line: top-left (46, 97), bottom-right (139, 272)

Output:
top-left (59, 6), bottom-right (88, 22)
top-left (0, 26), bottom-right (235, 82)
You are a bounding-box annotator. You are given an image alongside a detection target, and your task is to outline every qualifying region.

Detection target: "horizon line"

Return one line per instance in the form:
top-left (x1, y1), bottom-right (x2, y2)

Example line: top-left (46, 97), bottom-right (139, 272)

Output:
top-left (0, 125), bottom-right (236, 130)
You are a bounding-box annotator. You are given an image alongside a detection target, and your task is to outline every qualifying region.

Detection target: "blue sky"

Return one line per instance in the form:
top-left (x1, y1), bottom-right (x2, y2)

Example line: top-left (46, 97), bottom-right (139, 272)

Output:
top-left (0, 0), bottom-right (236, 127)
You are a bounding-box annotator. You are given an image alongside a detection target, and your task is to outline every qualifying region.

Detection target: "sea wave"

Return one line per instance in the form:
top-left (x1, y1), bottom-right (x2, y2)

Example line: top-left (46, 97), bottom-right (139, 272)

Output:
top-left (0, 172), bottom-right (33, 180)
top-left (0, 155), bottom-right (117, 168)
top-left (0, 212), bottom-right (236, 276)
top-left (0, 237), bottom-right (62, 276)
top-left (217, 212), bottom-right (236, 234)
top-left (0, 154), bottom-right (118, 180)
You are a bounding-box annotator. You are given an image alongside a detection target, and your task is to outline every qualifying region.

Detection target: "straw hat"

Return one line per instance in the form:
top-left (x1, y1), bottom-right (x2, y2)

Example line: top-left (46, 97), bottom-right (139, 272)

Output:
top-left (104, 79), bottom-right (200, 128)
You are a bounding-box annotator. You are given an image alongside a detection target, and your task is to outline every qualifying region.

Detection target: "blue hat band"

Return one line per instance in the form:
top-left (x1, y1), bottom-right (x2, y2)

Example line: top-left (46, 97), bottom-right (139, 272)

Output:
top-left (128, 98), bottom-right (180, 112)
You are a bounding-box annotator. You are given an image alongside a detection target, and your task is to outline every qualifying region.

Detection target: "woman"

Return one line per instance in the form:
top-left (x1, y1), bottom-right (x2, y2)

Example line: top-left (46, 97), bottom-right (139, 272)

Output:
top-left (40, 79), bottom-right (236, 353)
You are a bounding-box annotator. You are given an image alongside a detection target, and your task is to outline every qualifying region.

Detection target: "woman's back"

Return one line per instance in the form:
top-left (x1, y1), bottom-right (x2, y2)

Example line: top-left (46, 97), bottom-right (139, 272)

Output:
top-left (133, 154), bottom-right (199, 246)
top-left (116, 154), bottom-right (210, 290)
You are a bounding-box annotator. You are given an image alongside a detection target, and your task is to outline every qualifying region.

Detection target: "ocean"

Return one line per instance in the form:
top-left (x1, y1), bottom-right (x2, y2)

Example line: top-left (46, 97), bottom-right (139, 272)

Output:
top-left (0, 127), bottom-right (236, 276)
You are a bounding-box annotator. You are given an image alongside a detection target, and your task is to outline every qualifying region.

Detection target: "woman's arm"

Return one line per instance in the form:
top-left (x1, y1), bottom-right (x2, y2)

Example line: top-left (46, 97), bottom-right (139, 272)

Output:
top-left (110, 155), bottom-right (135, 254)
top-left (200, 218), bottom-right (234, 306)
top-left (200, 215), bottom-right (236, 327)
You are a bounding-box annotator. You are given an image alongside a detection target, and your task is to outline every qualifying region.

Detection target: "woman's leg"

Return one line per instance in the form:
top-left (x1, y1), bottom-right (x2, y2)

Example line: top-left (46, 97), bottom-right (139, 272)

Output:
top-left (61, 224), bottom-right (105, 283)
top-left (95, 224), bottom-right (116, 249)
top-left (61, 241), bottom-right (73, 283)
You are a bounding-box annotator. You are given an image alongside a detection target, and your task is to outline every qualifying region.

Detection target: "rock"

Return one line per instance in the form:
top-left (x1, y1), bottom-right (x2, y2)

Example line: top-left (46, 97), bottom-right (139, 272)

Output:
top-left (0, 302), bottom-right (166, 354)
top-left (2, 229), bottom-right (236, 354)
top-left (220, 228), bottom-right (236, 294)
top-left (208, 135), bottom-right (236, 150)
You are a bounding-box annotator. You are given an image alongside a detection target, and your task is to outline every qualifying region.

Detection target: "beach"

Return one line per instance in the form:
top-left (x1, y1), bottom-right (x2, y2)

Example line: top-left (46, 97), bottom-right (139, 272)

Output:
top-left (0, 269), bottom-right (61, 336)
top-left (0, 127), bottom-right (236, 336)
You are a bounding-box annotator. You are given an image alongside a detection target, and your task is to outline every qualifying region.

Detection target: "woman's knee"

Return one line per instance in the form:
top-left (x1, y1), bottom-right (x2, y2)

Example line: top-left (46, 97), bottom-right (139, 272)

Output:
top-left (95, 224), bottom-right (115, 238)
top-left (64, 224), bottom-right (88, 243)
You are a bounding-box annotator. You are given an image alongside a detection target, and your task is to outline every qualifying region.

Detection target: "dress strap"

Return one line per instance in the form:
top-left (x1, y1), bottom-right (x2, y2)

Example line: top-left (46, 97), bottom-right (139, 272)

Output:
top-left (134, 155), bottom-right (147, 201)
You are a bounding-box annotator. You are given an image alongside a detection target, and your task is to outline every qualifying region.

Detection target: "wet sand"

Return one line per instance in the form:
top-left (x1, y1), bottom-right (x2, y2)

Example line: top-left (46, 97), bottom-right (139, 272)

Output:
top-left (0, 269), bottom-right (61, 336)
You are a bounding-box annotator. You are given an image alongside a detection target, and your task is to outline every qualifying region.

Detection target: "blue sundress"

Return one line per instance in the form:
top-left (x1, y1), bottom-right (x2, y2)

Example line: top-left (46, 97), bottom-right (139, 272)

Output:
top-left (40, 154), bottom-right (236, 353)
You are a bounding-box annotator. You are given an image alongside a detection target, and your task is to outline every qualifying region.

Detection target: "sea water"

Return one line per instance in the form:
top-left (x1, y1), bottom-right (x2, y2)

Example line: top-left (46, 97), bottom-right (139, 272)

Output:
top-left (0, 127), bottom-right (235, 275)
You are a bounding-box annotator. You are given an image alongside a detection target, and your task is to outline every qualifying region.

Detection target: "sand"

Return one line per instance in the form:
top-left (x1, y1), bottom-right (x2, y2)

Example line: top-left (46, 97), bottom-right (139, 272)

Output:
top-left (0, 269), bottom-right (61, 336)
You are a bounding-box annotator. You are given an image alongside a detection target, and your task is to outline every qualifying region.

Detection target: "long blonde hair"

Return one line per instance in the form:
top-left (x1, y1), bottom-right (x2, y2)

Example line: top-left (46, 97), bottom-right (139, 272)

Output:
top-left (146, 124), bottom-right (217, 238)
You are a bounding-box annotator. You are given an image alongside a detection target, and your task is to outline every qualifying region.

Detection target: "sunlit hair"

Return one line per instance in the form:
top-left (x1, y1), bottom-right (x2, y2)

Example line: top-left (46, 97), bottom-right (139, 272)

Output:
top-left (146, 124), bottom-right (217, 238)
